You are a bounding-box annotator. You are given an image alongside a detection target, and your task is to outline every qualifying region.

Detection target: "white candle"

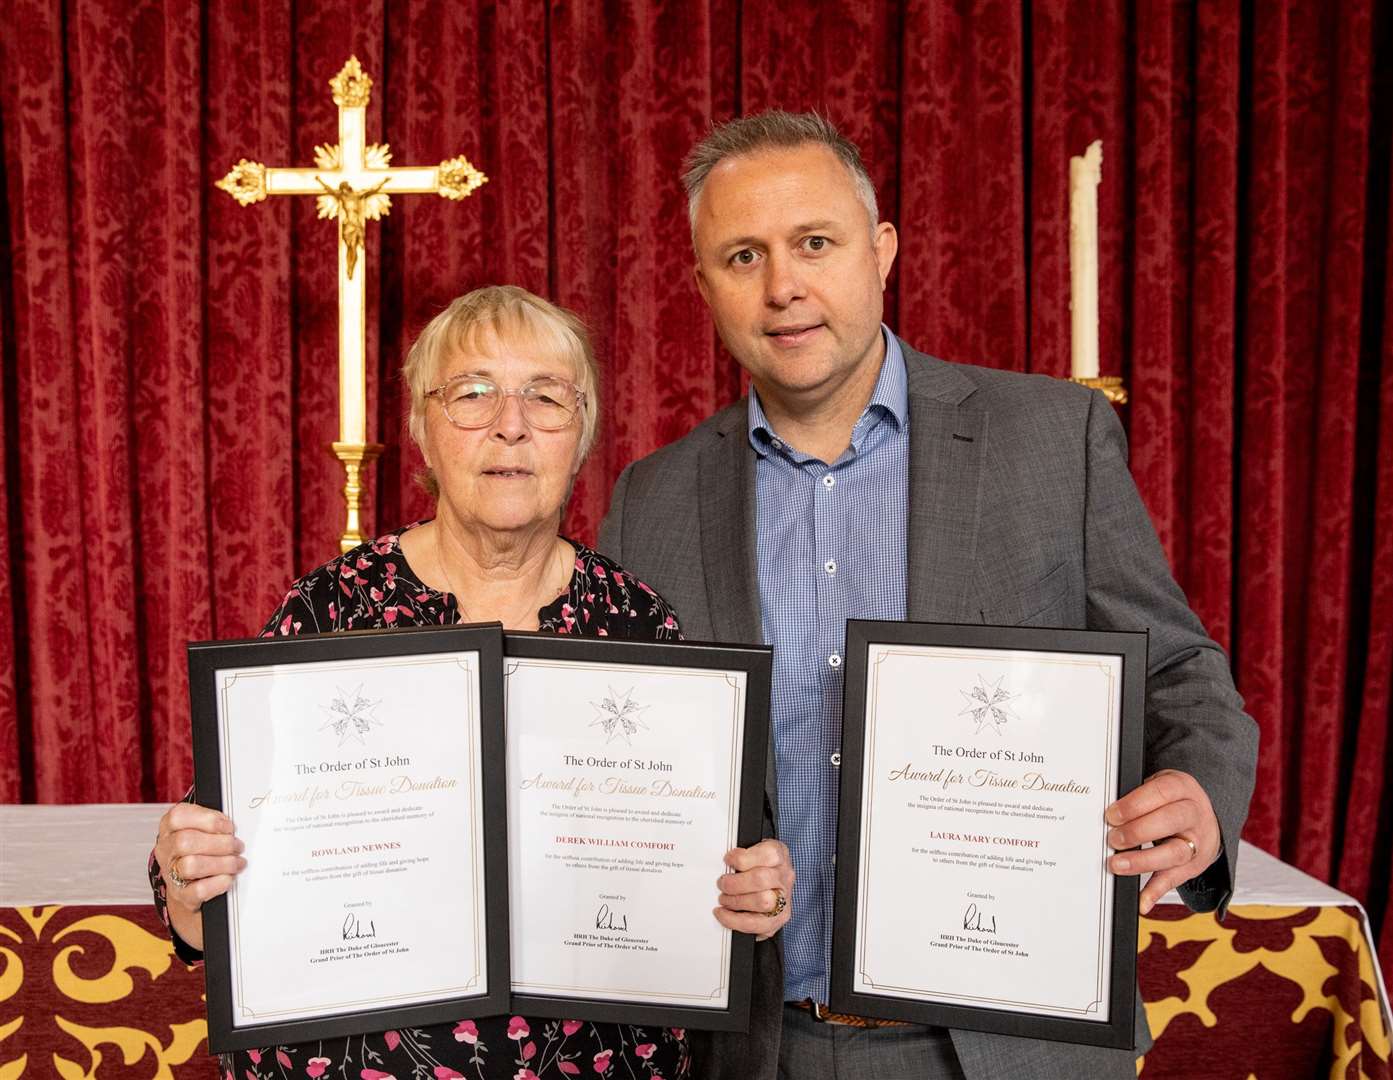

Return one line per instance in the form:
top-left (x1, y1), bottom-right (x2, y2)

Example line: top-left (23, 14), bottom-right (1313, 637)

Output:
top-left (1069, 141), bottom-right (1103, 380)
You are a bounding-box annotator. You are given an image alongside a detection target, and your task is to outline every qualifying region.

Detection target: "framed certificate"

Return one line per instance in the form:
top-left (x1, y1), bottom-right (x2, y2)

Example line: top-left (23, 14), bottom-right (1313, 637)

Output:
top-left (189, 624), bottom-right (511, 1053)
top-left (830, 621), bottom-right (1146, 1049)
top-left (502, 632), bottom-right (771, 1031)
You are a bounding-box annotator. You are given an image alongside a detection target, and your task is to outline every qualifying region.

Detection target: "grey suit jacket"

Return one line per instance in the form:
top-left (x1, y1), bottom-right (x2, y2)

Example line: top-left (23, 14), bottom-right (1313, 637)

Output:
top-left (599, 341), bottom-right (1258, 1080)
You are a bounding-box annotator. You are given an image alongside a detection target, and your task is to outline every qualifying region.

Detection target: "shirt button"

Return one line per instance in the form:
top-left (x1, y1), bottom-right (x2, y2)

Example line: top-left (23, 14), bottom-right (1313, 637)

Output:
top-left (828, 653), bottom-right (841, 668)
top-left (824, 559), bottom-right (837, 575)
top-left (822, 475), bottom-right (836, 489)
top-left (830, 752), bottom-right (842, 767)
top-left (772, 438), bottom-right (784, 451)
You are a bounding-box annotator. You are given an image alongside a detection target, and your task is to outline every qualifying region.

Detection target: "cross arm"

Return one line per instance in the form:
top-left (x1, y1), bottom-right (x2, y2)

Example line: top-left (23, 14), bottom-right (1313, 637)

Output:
top-left (216, 156), bottom-right (487, 205)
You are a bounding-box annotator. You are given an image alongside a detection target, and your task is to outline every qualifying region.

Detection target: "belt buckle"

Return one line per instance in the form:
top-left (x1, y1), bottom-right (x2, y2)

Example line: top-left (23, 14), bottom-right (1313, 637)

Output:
top-left (809, 1000), bottom-right (828, 1023)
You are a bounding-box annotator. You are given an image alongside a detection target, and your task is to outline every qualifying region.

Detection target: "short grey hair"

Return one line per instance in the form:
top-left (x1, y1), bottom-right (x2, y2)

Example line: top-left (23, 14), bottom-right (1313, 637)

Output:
top-left (402, 286), bottom-right (600, 493)
top-left (682, 110), bottom-right (879, 235)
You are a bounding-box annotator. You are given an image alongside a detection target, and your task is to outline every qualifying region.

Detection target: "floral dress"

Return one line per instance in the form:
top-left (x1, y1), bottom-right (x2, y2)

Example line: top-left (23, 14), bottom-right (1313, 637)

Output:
top-left (149, 525), bottom-right (690, 1080)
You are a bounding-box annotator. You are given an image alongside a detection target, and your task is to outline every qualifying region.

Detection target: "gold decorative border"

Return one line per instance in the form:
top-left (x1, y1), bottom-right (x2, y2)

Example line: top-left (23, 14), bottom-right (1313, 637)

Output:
top-left (504, 657), bottom-right (745, 1007)
top-left (855, 645), bottom-right (1120, 1018)
top-left (218, 652), bottom-right (487, 1023)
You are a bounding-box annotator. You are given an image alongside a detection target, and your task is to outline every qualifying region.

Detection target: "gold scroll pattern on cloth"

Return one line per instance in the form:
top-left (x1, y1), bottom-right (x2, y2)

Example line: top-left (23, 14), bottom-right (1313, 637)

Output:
top-left (0, 906), bottom-right (214, 1079)
top-left (0, 902), bottom-right (1387, 1077)
top-left (1137, 904), bottom-right (1391, 1079)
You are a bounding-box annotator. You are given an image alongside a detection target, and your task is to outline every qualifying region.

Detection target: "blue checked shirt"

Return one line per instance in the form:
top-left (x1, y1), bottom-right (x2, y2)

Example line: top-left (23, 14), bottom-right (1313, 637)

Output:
top-left (749, 328), bottom-right (909, 1004)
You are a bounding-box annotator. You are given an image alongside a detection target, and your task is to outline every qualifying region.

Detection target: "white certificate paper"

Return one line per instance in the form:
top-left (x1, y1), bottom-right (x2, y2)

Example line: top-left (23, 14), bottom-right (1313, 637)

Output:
top-left (506, 656), bottom-right (746, 1010)
top-left (853, 643), bottom-right (1121, 1020)
top-left (217, 651), bottom-right (487, 1026)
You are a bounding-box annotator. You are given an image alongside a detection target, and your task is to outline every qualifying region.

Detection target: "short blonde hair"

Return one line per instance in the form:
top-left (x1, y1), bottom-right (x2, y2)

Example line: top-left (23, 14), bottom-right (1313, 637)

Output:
top-left (402, 286), bottom-right (601, 476)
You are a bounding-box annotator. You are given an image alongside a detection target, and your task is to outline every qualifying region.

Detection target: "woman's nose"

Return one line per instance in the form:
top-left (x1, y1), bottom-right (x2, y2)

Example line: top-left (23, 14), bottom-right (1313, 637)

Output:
top-left (490, 392), bottom-right (530, 442)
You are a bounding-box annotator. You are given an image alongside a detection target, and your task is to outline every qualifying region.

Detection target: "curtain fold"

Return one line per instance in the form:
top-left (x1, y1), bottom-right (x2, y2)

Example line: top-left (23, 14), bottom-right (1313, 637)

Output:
top-left (1379, 203), bottom-right (1393, 965)
top-left (2, 0), bottom-right (1390, 981)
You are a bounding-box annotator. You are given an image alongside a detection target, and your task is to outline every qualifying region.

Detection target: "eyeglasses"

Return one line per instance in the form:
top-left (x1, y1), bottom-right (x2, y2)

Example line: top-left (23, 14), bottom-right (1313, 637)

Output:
top-left (425, 374), bottom-right (586, 431)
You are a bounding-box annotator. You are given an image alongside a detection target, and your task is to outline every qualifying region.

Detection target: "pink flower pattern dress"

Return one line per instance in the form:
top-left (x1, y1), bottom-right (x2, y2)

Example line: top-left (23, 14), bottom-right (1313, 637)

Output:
top-left (149, 525), bottom-right (690, 1080)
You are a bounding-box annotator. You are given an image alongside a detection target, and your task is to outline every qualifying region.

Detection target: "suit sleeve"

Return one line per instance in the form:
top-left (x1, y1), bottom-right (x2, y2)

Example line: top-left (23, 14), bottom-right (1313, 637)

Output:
top-left (1082, 391), bottom-right (1258, 916)
top-left (598, 461), bottom-right (633, 564)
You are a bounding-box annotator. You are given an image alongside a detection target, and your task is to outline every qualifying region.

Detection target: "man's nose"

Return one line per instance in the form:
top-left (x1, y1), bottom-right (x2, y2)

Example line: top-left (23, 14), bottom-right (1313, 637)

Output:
top-left (764, 251), bottom-right (805, 308)
top-left (490, 392), bottom-right (530, 444)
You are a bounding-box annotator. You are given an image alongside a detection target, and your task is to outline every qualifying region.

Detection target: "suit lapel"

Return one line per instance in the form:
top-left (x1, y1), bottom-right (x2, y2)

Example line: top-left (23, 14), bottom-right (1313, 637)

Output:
top-left (902, 342), bottom-right (987, 623)
top-left (697, 410), bottom-right (764, 644)
top-left (693, 347), bottom-right (984, 632)
top-left (696, 406), bottom-right (776, 819)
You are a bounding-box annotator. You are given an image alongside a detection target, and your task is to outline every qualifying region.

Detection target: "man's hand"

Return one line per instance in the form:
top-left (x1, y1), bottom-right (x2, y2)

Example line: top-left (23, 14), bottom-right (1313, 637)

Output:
top-left (715, 839), bottom-right (794, 942)
top-left (1106, 768), bottom-right (1221, 914)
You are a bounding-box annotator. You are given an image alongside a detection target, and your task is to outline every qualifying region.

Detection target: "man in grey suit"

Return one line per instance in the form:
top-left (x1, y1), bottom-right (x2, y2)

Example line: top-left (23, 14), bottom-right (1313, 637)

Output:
top-left (599, 111), bottom-right (1258, 1079)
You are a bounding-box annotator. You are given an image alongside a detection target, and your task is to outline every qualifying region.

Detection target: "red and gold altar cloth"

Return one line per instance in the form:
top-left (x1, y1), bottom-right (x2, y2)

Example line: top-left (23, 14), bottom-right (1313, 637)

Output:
top-left (0, 904), bottom-right (208, 1079)
top-left (2, 900), bottom-right (1386, 1080)
top-left (1137, 902), bottom-right (1390, 1078)
top-left (0, 805), bottom-right (1387, 1080)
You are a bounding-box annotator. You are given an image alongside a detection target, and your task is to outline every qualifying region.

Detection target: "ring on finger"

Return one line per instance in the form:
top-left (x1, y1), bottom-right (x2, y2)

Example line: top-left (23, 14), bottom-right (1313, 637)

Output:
top-left (762, 887), bottom-right (787, 918)
top-left (1173, 835), bottom-right (1197, 860)
top-left (167, 855), bottom-right (191, 889)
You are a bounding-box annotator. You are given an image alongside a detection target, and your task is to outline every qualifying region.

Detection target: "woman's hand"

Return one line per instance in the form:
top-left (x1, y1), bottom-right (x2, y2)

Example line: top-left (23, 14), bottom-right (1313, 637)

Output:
top-left (154, 802), bottom-right (246, 951)
top-left (714, 839), bottom-right (794, 942)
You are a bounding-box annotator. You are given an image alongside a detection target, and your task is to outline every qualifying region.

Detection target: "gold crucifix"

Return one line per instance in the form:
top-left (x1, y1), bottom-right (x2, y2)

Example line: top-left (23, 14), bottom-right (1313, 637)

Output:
top-left (217, 56), bottom-right (487, 551)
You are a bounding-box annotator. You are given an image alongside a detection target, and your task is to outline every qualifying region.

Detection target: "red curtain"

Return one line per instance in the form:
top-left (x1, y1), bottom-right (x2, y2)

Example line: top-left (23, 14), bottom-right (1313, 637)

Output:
top-left (3, 1), bottom-right (1391, 974)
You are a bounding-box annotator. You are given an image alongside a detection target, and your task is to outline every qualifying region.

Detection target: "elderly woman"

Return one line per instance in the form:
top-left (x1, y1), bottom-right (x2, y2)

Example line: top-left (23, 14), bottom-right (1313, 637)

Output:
top-left (149, 285), bottom-right (793, 1079)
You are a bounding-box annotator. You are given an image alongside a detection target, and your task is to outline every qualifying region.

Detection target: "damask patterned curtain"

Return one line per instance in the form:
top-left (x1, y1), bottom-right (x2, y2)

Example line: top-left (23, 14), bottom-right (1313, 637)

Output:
top-left (2, 0), bottom-right (1391, 982)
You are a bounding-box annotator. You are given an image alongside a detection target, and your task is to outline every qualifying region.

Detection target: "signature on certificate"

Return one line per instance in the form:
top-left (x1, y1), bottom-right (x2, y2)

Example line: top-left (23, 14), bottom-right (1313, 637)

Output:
top-left (343, 913), bottom-right (378, 941)
top-left (595, 903), bottom-right (631, 933)
top-left (962, 902), bottom-right (998, 935)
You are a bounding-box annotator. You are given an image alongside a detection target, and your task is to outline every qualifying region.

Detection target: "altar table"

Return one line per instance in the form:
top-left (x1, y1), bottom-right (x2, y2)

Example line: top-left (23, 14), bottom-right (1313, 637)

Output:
top-left (1, 805), bottom-right (1387, 1078)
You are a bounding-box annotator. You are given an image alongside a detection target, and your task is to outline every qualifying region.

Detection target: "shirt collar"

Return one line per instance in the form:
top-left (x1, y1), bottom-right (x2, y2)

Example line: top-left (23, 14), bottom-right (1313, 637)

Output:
top-left (747, 325), bottom-right (908, 458)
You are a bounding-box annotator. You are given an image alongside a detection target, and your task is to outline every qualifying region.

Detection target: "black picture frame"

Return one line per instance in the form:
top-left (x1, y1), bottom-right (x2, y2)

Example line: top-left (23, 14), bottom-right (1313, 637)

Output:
top-left (502, 631), bottom-right (772, 1032)
top-left (829, 620), bottom-right (1146, 1050)
top-left (189, 624), bottom-right (511, 1053)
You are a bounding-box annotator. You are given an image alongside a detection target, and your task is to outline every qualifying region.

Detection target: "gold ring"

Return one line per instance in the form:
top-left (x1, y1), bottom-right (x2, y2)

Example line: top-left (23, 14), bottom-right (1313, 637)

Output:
top-left (763, 887), bottom-right (787, 918)
top-left (167, 855), bottom-right (190, 889)
top-left (1176, 836), bottom-right (1197, 859)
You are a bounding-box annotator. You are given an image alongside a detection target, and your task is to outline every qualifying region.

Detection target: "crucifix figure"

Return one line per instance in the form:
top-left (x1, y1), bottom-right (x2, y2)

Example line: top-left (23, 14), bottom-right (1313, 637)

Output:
top-left (316, 176), bottom-right (389, 280)
top-left (217, 56), bottom-right (487, 551)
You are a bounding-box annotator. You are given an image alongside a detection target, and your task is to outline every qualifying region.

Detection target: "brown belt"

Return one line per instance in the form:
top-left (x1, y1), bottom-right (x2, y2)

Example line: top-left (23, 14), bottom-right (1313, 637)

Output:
top-left (790, 999), bottom-right (910, 1028)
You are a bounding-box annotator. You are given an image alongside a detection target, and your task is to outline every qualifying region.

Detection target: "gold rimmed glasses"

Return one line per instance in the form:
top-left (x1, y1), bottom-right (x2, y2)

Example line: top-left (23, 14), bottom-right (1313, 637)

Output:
top-left (426, 374), bottom-right (585, 431)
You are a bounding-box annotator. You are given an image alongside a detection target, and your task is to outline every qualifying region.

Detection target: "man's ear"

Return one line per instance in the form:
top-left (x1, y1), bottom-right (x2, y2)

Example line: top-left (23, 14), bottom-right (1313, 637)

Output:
top-left (694, 261), bottom-right (712, 305)
top-left (873, 221), bottom-right (899, 288)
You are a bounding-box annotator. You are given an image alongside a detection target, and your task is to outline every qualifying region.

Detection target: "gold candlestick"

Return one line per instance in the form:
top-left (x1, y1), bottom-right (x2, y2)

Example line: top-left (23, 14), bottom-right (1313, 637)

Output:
top-left (332, 442), bottom-right (386, 552)
top-left (1069, 375), bottom-right (1128, 405)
